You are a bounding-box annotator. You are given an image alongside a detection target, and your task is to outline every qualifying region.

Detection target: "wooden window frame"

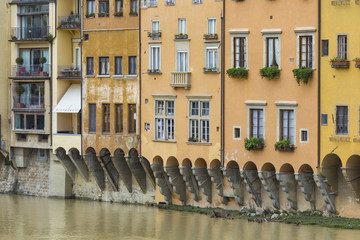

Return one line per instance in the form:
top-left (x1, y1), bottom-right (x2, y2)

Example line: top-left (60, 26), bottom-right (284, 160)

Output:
top-left (115, 104), bottom-right (123, 133)
top-left (128, 104), bottom-right (136, 133)
top-left (86, 57), bottom-right (94, 75)
top-left (88, 103), bottom-right (96, 133)
top-left (102, 104), bottom-right (110, 133)
top-left (250, 109), bottom-right (263, 139)
top-left (337, 35), bottom-right (347, 60)
top-left (233, 37), bottom-right (246, 68)
top-left (280, 109), bottom-right (294, 142)
top-left (335, 105), bottom-right (348, 135)
top-left (299, 36), bottom-right (312, 68)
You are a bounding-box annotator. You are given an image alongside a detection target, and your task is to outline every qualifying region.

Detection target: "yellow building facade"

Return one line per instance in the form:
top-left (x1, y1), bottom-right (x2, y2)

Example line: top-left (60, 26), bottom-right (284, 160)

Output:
top-left (320, 0), bottom-right (360, 217)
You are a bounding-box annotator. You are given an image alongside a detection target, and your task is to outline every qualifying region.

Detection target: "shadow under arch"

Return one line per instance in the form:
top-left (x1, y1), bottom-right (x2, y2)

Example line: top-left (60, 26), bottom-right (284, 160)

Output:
top-left (241, 161), bottom-right (261, 207)
top-left (99, 148), bottom-right (119, 191)
top-left (151, 155), bottom-right (172, 203)
top-left (126, 148), bottom-right (147, 193)
top-left (223, 161), bottom-right (243, 205)
top-left (179, 158), bottom-right (199, 202)
top-left (259, 162), bottom-right (279, 209)
top-left (295, 164), bottom-right (316, 211)
top-left (193, 158), bottom-right (212, 203)
top-left (208, 159), bottom-right (228, 204)
top-left (342, 155), bottom-right (360, 203)
top-left (84, 147), bottom-right (105, 190)
top-left (55, 147), bottom-right (76, 181)
top-left (277, 163), bottom-right (297, 210)
top-left (113, 148), bottom-right (132, 193)
top-left (164, 156), bottom-right (186, 203)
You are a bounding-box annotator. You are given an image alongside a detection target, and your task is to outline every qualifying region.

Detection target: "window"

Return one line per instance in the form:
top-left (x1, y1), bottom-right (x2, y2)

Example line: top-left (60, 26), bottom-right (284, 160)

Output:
top-left (300, 129), bottom-right (308, 143)
top-left (206, 48), bottom-right (218, 69)
top-left (280, 110), bottom-right (295, 144)
top-left (115, 104), bottom-right (123, 133)
top-left (84, 34), bottom-right (89, 41)
top-left (337, 35), bottom-right (347, 59)
top-left (193, 0), bottom-right (202, 4)
top-left (129, 56), bottom-right (137, 75)
top-left (19, 5), bottom-right (49, 39)
top-left (266, 37), bottom-right (279, 67)
top-left (87, 57), bottom-right (94, 75)
top-left (89, 103), bottom-right (96, 133)
top-left (207, 18), bottom-right (216, 35)
top-left (87, 0), bottom-right (95, 14)
top-left (75, 48), bottom-right (80, 69)
top-left (19, 48), bottom-right (49, 75)
top-left (150, 46), bottom-right (160, 71)
top-left (15, 113), bottom-right (45, 131)
top-left (128, 104), bottom-right (136, 133)
top-left (177, 51), bottom-right (188, 72)
top-left (152, 20), bottom-right (159, 33)
top-left (321, 114), bottom-right (328, 126)
top-left (299, 36), bottom-right (313, 68)
top-left (115, 0), bottom-right (123, 13)
top-left (234, 37), bottom-right (246, 68)
top-left (38, 149), bottom-right (47, 160)
top-left (250, 109), bottom-right (264, 139)
top-left (99, 1), bottom-right (109, 15)
top-left (155, 100), bottom-right (175, 141)
top-left (14, 83), bottom-right (44, 108)
top-left (99, 57), bottom-right (109, 75)
top-left (233, 127), bottom-right (241, 140)
top-left (189, 100), bottom-right (210, 143)
top-left (178, 19), bottom-right (186, 34)
top-left (322, 40), bottom-right (329, 57)
top-left (130, 0), bottom-right (138, 14)
top-left (102, 104), bottom-right (110, 133)
top-left (115, 57), bottom-right (122, 75)
top-left (336, 106), bottom-right (348, 135)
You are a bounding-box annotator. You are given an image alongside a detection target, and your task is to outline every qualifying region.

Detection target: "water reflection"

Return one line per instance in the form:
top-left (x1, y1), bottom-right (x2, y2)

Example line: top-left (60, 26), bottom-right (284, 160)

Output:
top-left (0, 194), bottom-right (358, 240)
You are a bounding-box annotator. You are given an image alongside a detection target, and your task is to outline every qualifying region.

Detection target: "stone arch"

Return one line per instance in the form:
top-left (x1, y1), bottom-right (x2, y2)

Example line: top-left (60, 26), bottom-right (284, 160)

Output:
top-left (226, 160), bottom-right (239, 169)
top-left (243, 161), bottom-right (257, 171)
top-left (296, 164), bottom-right (316, 211)
top-left (151, 155), bottom-right (172, 203)
top-left (67, 147), bottom-right (89, 181)
top-left (129, 148), bottom-right (139, 157)
top-left (113, 148), bottom-right (132, 193)
top-left (55, 147), bottom-right (76, 181)
top-left (298, 164), bottom-right (314, 174)
top-left (153, 155), bottom-right (164, 165)
top-left (84, 147), bottom-right (105, 190)
top-left (127, 148), bottom-right (147, 193)
top-left (193, 158), bottom-right (212, 203)
top-left (242, 161), bottom-right (261, 207)
top-left (210, 159), bottom-right (221, 168)
top-left (99, 148), bottom-right (119, 191)
top-left (321, 153), bottom-right (342, 168)
top-left (181, 158), bottom-right (193, 167)
top-left (195, 158), bottom-right (207, 168)
top-left (179, 158), bottom-right (199, 202)
top-left (224, 161), bottom-right (243, 205)
top-left (164, 157), bottom-right (186, 203)
top-left (342, 155), bottom-right (360, 203)
top-left (208, 159), bottom-right (227, 204)
top-left (261, 162), bottom-right (276, 172)
top-left (279, 163), bottom-right (294, 173)
top-left (277, 163), bottom-right (297, 210)
top-left (166, 156), bottom-right (179, 167)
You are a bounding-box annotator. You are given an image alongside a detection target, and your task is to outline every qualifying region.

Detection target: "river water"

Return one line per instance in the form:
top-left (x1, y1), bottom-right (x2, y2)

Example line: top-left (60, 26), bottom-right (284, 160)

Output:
top-left (0, 194), bottom-right (359, 240)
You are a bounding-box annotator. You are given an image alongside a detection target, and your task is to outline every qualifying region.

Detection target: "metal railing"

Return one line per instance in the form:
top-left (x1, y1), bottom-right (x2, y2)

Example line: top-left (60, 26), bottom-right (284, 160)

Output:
top-left (12, 0), bottom-right (50, 3)
top-left (11, 64), bottom-right (51, 78)
top-left (148, 0), bottom-right (157, 7)
top-left (165, 0), bottom-right (175, 5)
top-left (11, 26), bottom-right (50, 41)
top-left (58, 65), bottom-right (81, 78)
top-left (58, 15), bottom-right (81, 29)
top-left (171, 72), bottom-right (191, 89)
top-left (13, 96), bottom-right (45, 109)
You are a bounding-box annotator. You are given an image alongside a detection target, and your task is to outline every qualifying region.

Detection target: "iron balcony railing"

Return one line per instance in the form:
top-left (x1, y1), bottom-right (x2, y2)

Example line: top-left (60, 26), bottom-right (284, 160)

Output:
top-left (58, 15), bottom-right (81, 29)
top-left (11, 64), bottom-right (51, 78)
top-left (13, 96), bottom-right (45, 109)
top-left (58, 65), bottom-right (81, 78)
top-left (11, 26), bottom-right (50, 41)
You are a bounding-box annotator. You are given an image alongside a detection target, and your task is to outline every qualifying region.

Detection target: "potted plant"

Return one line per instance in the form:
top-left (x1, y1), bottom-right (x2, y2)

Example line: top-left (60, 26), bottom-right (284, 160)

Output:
top-left (275, 138), bottom-right (295, 151)
top-left (203, 67), bottom-right (218, 73)
top-left (244, 137), bottom-right (264, 151)
top-left (16, 57), bottom-right (24, 65)
top-left (15, 85), bottom-right (25, 108)
top-left (226, 67), bottom-right (248, 79)
top-left (259, 66), bottom-right (280, 80)
top-left (86, 13), bottom-right (95, 18)
top-left (353, 58), bottom-right (360, 68)
top-left (15, 57), bottom-right (24, 76)
top-left (292, 67), bottom-right (313, 86)
top-left (147, 69), bottom-right (160, 74)
top-left (330, 57), bottom-right (349, 68)
top-left (11, 35), bottom-right (17, 40)
top-left (98, 12), bottom-right (105, 17)
top-left (129, 11), bottom-right (138, 16)
top-left (39, 57), bottom-right (48, 76)
top-left (203, 33), bottom-right (218, 40)
top-left (174, 33), bottom-right (188, 39)
top-left (47, 34), bottom-right (54, 44)
top-left (114, 11), bottom-right (123, 17)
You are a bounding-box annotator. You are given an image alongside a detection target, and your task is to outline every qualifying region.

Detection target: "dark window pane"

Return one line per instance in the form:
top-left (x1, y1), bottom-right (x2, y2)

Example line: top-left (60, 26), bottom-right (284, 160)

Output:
top-left (89, 104), bottom-right (96, 132)
top-left (115, 57), bottom-right (122, 75)
top-left (36, 115), bottom-right (45, 130)
top-left (87, 57), bottom-right (94, 75)
top-left (129, 56), bottom-right (137, 75)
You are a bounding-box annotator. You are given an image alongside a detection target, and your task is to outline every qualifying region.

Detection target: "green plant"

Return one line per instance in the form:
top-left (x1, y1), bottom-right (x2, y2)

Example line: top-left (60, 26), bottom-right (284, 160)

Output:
top-left (259, 66), bottom-right (280, 80)
top-left (98, 12), bottom-right (105, 17)
top-left (352, 58), bottom-right (360, 62)
top-left (244, 137), bottom-right (264, 151)
top-left (174, 33), bottom-right (188, 39)
top-left (40, 86), bottom-right (44, 96)
top-left (129, 11), bottom-right (138, 16)
top-left (39, 57), bottom-right (47, 64)
top-left (47, 34), bottom-right (54, 44)
top-left (15, 57), bottom-right (24, 65)
top-left (114, 11), bottom-right (123, 17)
top-left (15, 85), bottom-right (25, 96)
top-left (275, 138), bottom-right (291, 149)
top-left (330, 57), bottom-right (347, 62)
top-left (226, 68), bottom-right (248, 79)
top-left (292, 68), bottom-right (313, 86)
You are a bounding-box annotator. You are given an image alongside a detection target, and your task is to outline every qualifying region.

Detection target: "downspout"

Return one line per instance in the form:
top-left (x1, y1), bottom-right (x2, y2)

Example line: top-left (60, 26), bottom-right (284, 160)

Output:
top-left (50, 1), bottom-right (58, 147)
top-left (220, 0), bottom-right (225, 168)
top-left (80, 0), bottom-right (84, 156)
top-left (317, 0), bottom-right (321, 169)
top-left (139, 0), bottom-right (142, 158)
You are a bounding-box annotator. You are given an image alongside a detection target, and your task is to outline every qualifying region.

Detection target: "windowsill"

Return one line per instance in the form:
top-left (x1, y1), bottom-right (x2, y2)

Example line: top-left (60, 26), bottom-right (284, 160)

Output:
top-left (54, 133), bottom-right (81, 136)
top-left (152, 139), bottom-right (176, 143)
top-left (329, 135), bottom-right (350, 142)
top-left (85, 75), bottom-right (95, 78)
top-left (97, 75), bottom-right (110, 78)
top-left (13, 130), bottom-right (46, 134)
top-left (88, 132), bottom-right (96, 134)
top-left (112, 75), bottom-right (124, 79)
top-left (186, 141), bottom-right (212, 146)
top-left (126, 75), bottom-right (137, 79)
top-left (147, 71), bottom-right (162, 75)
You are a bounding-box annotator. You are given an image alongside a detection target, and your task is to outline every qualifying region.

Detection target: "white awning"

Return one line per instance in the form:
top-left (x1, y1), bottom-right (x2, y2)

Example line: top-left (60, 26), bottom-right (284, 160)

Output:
top-left (54, 84), bottom-right (81, 113)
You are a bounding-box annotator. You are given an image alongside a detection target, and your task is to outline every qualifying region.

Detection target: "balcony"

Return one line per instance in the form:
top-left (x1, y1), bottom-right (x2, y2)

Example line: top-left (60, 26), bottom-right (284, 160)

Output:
top-left (171, 72), bottom-right (191, 89)
top-left (11, 27), bottom-right (50, 41)
top-left (148, 0), bottom-right (157, 7)
top-left (58, 66), bottom-right (81, 79)
top-left (10, 64), bottom-right (51, 79)
top-left (147, 31), bottom-right (161, 40)
top-left (11, 0), bottom-right (50, 4)
top-left (165, 0), bottom-right (175, 6)
top-left (13, 96), bottom-right (45, 110)
top-left (58, 15), bottom-right (81, 30)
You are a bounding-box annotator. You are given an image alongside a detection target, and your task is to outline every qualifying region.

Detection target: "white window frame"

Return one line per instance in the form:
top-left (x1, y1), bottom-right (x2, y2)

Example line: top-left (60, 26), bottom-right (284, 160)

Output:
top-left (276, 101), bottom-right (297, 145)
top-left (299, 128), bottom-right (309, 144)
top-left (149, 44), bottom-right (161, 71)
top-left (205, 47), bottom-right (218, 69)
top-left (207, 18), bottom-right (216, 35)
top-left (295, 28), bottom-right (316, 69)
top-left (229, 30), bottom-right (249, 69)
top-left (153, 95), bottom-right (176, 142)
top-left (246, 101), bottom-right (266, 140)
top-left (152, 20), bottom-right (159, 33)
top-left (262, 29), bottom-right (282, 69)
top-left (187, 96), bottom-right (212, 143)
top-left (335, 104), bottom-right (349, 136)
top-left (337, 34), bottom-right (348, 60)
top-left (176, 51), bottom-right (188, 72)
top-left (178, 18), bottom-right (186, 35)
top-left (233, 126), bottom-right (241, 140)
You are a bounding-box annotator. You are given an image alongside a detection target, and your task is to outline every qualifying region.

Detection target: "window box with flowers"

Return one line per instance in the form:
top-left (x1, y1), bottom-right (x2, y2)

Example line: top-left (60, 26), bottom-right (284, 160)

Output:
top-left (129, 11), bottom-right (138, 16)
top-left (98, 12), bottom-right (109, 17)
top-left (330, 58), bottom-right (349, 68)
top-left (85, 13), bottom-right (95, 18)
top-left (353, 58), bottom-right (360, 68)
top-left (148, 31), bottom-right (162, 39)
top-left (188, 137), bottom-right (199, 143)
top-left (274, 138), bottom-right (295, 151)
top-left (245, 137), bottom-right (264, 151)
top-left (259, 66), bottom-right (280, 80)
top-left (114, 11), bottom-right (123, 17)
top-left (292, 68), bottom-right (313, 86)
top-left (174, 33), bottom-right (188, 39)
top-left (147, 69), bottom-right (161, 74)
top-left (203, 67), bottom-right (219, 73)
top-left (203, 33), bottom-right (218, 40)
top-left (226, 68), bottom-right (248, 79)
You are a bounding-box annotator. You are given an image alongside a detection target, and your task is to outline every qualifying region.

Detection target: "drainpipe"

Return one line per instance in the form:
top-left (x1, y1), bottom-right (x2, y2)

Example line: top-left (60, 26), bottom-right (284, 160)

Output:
top-left (317, 0), bottom-right (321, 169)
top-left (50, 1), bottom-right (58, 148)
top-left (80, 0), bottom-right (84, 157)
top-left (139, 0), bottom-right (142, 158)
top-left (220, 0), bottom-right (225, 168)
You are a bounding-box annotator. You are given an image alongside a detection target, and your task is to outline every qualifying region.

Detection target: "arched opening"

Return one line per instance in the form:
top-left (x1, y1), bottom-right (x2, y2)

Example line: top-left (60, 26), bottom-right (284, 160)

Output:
top-left (224, 160), bottom-right (243, 205)
top-left (166, 156), bottom-right (179, 167)
top-left (243, 161), bottom-right (257, 171)
top-left (179, 158), bottom-right (199, 202)
top-left (153, 156), bottom-right (164, 165)
top-left (259, 162), bottom-right (279, 209)
top-left (84, 147), bottom-right (105, 190)
top-left (193, 158), bottom-right (212, 203)
top-left (343, 155), bottom-right (360, 202)
top-left (127, 148), bottom-right (147, 193)
top-left (277, 163), bottom-right (297, 210)
top-left (195, 158), bottom-right (207, 168)
top-left (298, 164), bottom-right (314, 174)
top-left (113, 148), bottom-right (132, 193)
top-left (210, 159), bottom-right (221, 168)
top-left (279, 163), bottom-right (294, 173)
top-left (151, 156), bottom-right (172, 203)
top-left (181, 158), bottom-right (193, 167)
top-left (164, 157), bottom-right (186, 203)
top-left (99, 148), bottom-right (119, 191)
top-left (261, 162), bottom-right (276, 172)
top-left (226, 160), bottom-right (239, 169)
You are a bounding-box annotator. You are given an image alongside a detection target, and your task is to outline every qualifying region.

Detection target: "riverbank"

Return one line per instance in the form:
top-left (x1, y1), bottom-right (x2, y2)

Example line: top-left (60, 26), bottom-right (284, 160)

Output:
top-left (157, 204), bottom-right (360, 230)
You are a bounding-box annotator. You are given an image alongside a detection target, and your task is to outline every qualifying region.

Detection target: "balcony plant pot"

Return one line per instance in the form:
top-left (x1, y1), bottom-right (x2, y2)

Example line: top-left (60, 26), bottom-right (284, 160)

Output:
top-left (41, 103), bottom-right (45, 108)
top-left (259, 66), bottom-right (280, 80)
top-left (274, 144), bottom-right (295, 151)
top-left (245, 137), bottom-right (265, 151)
top-left (174, 34), bottom-right (188, 39)
top-left (12, 36), bottom-right (17, 40)
top-left (330, 58), bottom-right (350, 68)
top-left (16, 103), bottom-right (25, 108)
top-left (203, 34), bottom-right (218, 40)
